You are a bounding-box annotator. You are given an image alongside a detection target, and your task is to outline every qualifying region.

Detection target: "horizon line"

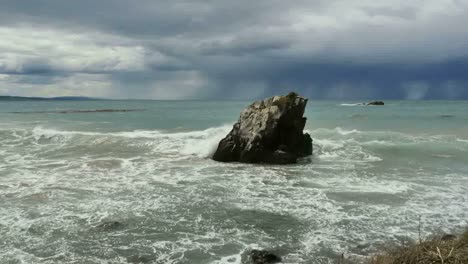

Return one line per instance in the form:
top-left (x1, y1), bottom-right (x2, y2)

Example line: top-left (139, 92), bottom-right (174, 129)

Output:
top-left (1, 95), bottom-right (468, 101)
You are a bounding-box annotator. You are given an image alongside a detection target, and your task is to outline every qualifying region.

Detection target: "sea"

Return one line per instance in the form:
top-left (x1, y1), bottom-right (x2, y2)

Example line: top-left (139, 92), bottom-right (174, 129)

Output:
top-left (0, 100), bottom-right (467, 264)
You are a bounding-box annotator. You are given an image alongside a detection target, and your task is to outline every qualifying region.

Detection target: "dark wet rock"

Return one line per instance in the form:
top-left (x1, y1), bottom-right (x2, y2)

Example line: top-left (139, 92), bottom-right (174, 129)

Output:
top-left (367, 101), bottom-right (384, 106)
top-left (247, 250), bottom-right (282, 264)
top-left (96, 221), bottom-right (124, 231)
top-left (212, 92), bottom-right (313, 164)
top-left (441, 234), bottom-right (457, 241)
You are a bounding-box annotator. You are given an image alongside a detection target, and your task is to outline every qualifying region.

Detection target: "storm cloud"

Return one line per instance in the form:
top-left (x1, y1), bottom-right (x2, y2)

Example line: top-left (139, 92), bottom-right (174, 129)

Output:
top-left (0, 0), bottom-right (467, 99)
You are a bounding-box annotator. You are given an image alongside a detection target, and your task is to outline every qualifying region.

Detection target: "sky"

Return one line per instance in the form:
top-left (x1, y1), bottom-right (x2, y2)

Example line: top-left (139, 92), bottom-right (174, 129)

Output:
top-left (0, 0), bottom-right (468, 100)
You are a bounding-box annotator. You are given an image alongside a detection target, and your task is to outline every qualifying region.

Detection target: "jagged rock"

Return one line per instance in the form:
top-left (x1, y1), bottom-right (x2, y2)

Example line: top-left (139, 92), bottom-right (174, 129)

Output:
top-left (367, 101), bottom-right (384, 106)
top-left (212, 92), bottom-right (312, 164)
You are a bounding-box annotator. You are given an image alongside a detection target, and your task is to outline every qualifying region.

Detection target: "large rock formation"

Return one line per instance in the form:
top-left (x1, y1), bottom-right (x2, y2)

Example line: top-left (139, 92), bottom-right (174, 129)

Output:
top-left (212, 92), bottom-right (312, 164)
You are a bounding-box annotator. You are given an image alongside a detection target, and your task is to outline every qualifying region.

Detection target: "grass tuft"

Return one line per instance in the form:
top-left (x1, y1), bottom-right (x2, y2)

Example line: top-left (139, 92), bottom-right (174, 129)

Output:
top-left (368, 230), bottom-right (468, 264)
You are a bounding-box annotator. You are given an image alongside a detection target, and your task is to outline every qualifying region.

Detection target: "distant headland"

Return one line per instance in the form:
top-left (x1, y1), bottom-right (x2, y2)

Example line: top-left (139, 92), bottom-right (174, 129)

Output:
top-left (0, 96), bottom-right (102, 101)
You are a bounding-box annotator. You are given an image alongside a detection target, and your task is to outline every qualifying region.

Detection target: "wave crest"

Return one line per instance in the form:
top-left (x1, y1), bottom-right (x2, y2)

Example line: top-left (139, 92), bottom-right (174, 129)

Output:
top-left (28, 125), bottom-right (233, 159)
top-left (179, 125), bottom-right (232, 158)
top-left (6, 125), bottom-right (467, 165)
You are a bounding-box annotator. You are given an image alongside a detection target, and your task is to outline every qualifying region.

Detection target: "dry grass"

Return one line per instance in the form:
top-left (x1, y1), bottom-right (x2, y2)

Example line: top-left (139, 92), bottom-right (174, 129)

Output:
top-left (368, 230), bottom-right (468, 264)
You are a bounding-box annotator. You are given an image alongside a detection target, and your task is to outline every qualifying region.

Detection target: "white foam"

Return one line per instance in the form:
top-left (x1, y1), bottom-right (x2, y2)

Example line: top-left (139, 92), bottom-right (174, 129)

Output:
top-left (31, 125), bottom-right (232, 141)
top-left (340, 103), bottom-right (365, 106)
top-left (335, 127), bottom-right (360, 136)
top-left (211, 253), bottom-right (242, 264)
top-left (432, 154), bottom-right (453, 158)
top-left (2, 123), bottom-right (468, 263)
top-left (27, 125), bottom-right (235, 159)
top-left (179, 125), bottom-right (232, 158)
top-left (314, 138), bottom-right (382, 163)
top-left (361, 140), bottom-right (395, 146)
top-left (32, 126), bottom-right (163, 139)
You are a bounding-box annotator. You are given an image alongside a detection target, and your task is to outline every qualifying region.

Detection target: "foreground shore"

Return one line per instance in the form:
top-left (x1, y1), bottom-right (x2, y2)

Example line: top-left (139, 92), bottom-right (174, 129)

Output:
top-left (365, 229), bottom-right (468, 264)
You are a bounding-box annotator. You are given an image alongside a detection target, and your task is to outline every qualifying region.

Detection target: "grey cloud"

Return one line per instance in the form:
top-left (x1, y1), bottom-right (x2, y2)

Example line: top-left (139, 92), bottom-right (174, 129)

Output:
top-left (0, 0), bottom-right (468, 99)
top-left (0, 58), bottom-right (54, 75)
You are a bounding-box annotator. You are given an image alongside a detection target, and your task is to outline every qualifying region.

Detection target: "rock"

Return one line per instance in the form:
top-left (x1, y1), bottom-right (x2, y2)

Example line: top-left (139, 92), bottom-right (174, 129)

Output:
top-left (249, 250), bottom-right (282, 264)
top-left (367, 101), bottom-right (384, 106)
top-left (212, 92), bottom-right (312, 164)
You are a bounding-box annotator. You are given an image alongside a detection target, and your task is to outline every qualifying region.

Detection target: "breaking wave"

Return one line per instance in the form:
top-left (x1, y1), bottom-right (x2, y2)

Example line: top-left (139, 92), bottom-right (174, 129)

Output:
top-left (340, 103), bottom-right (365, 106)
top-left (2, 125), bottom-right (234, 161)
top-left (2, 125), bottom-right (466, 165)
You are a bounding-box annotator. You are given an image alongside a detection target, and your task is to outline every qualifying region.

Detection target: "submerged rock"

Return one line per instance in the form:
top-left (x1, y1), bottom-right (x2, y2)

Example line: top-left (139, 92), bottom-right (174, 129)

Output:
top-left (127, 255), bottom-right (153, 263)
top-left (96, 221), bottom-right (124, 231)
top-left (212, 92), bottom-right (312, 164)
top-left (248, 250), bottom-right (282, 264)
top-left (439, 115), bottom-right (455, 118)
top-left (367, 101), bottom-right (385, 106)
top-left (441, 234), bottom-right (457, 241)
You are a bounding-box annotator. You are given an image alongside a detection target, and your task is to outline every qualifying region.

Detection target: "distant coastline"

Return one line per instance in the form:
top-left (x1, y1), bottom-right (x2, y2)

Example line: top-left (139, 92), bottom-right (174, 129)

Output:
top-left (0, 96), bottom-right (103, 101)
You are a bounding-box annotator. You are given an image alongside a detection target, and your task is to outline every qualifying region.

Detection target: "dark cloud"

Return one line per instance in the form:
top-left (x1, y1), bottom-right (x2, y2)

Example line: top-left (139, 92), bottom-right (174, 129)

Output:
top-left (0, 58), bottom-right (54, 75)
top-left (0, 0), bottom-right (467, 99)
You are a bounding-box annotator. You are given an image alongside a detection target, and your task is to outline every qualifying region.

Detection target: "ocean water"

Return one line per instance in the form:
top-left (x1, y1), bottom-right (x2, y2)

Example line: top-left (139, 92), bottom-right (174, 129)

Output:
top-left (0, 100), bottom-right (467, 264)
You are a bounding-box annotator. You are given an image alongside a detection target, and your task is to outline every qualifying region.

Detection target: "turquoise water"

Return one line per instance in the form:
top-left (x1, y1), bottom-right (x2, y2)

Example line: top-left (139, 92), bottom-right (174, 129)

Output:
top-left (0, 100), bottom-right (467, 263)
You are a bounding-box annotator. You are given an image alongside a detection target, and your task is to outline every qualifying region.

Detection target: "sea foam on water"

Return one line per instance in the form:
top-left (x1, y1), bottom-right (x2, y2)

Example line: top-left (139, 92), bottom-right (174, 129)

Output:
top-left (1, 100), bottom-right (468, 263)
